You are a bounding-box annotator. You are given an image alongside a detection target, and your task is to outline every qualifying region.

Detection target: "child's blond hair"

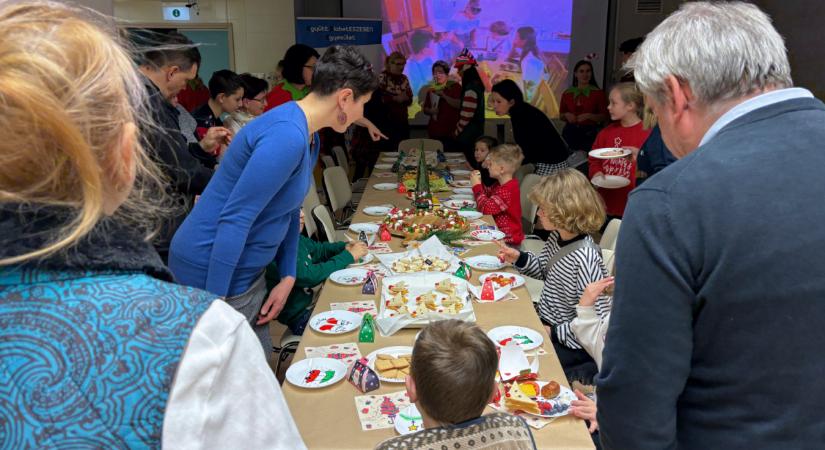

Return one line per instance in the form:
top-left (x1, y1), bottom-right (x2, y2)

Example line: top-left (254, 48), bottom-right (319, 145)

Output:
top-left (487, 144), bottom-right (524, 172)
top-left (611, 82), bottom-right (644, 119)
top-left (411, 320), bottom-right (498, 424)
top-left (0, 1), bottom-right (169, 265)
top-left (529, 169), bottom-right (606, 235)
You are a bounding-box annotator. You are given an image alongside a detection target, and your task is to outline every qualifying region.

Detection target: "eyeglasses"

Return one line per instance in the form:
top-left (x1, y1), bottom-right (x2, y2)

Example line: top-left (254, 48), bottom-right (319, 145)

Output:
top-left (249, 96), bottom-right (267, 104)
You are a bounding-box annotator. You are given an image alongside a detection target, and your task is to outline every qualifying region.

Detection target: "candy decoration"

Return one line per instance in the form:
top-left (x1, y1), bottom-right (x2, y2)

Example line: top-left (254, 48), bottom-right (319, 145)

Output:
top-left (454, 261), bottom-right (472, 280)
top-left (361, 270), bottom-right (377, 295)
top-left (397, 183), bottom-right (407, 194)
top-left (358, 313), bottom-right (375, 343)
top-left (321, 370), bottom-right (337, 383)
top-left (358, 230), bottom-right (368, 244)
top-left (480, 278), bottom-right (495, 301)
top-left (379, 224), bottom-right (392, 241)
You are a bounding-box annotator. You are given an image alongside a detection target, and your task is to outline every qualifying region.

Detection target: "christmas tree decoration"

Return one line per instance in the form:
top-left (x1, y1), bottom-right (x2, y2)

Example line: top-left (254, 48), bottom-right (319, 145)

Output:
top-left (413, 148), bottom-right (433, 210)
top-left (454, 261), bottom-right (472, 280)
top-left (480, 278), bottom-right (496, 301)
top-left (359, 313), bottom-right (375, 343)
top-left (361, 270), bottom-right (377, 295)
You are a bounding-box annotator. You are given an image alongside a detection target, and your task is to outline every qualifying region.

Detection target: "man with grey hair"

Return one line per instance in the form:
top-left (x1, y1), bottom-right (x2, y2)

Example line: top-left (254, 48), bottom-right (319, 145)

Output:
top-left (596, 2), bottom-right (825, 448)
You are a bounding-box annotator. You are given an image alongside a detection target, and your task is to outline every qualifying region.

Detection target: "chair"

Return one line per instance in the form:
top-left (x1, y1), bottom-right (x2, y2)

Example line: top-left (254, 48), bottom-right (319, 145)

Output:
top-left (323, 166), bottom-right (356, 224)
top-left (600, 218), bottom-right (622, 252)
top-left (602, 248), bottom-right (616, 276)
top-left (273, 330), bottom-right (301, 376)
top-left (520, 174), bottom-right (542, 234)
top-left (524, 276), bottom-right (544, 304)
top-left (332, 145), bottom-right (367, 193)
top-left (514, 163), bottom-right (535, 185)
top-left (312, 204), bottom-right (349, 243)
top-left (321, 154), bottom-right (337, 169)
top-left (398, 138), bottom-right (443, 153)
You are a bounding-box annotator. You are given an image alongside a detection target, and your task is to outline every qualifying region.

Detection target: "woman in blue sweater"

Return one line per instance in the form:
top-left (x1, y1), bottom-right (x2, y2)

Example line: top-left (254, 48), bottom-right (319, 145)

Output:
top-left (169, 46), bottom-right (381, 354)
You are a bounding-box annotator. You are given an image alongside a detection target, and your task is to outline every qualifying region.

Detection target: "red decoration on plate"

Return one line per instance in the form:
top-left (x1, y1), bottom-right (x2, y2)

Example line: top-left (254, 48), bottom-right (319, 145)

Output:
top-left (326, 318), bottom-right (339, 325)
top-left (305, 369), bottom-right (320, 383)
top-left (499, 338), bottom-right (513, 346)
top-left (481, 279), bottom-right (496, 301)
top-left (319, 324), bottom-right (334, 331)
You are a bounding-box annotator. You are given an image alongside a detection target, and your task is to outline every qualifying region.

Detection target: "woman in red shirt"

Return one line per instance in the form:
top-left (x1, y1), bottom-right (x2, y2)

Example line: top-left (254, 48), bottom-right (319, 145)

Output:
top-left (420, 60), bottom-right (462, 148)
top-left (560, 60), bottom-right (608, 151)
top-left (589, 82), bottom-right (651, 218)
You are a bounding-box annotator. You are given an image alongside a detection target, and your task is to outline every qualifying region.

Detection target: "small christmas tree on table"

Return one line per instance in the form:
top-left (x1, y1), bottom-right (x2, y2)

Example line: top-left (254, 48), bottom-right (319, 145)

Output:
top-left (413, 148), bottom-right (433, 210)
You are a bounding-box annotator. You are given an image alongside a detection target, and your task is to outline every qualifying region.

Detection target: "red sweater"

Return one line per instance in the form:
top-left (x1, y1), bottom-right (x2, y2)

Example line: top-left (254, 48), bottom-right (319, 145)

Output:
top-left (560, 88), bottom-right (608, 126)
top-left (589, 121), bottom-right (652, 216)
top-left (472, 179), bottom-right (524, 245)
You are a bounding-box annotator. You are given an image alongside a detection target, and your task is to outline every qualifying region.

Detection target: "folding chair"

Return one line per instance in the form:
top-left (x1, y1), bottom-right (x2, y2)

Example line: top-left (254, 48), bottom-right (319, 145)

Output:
top-left (323, 166), bottom-right (356, 225)
top-left (312, 204), bottom-right (349, 243)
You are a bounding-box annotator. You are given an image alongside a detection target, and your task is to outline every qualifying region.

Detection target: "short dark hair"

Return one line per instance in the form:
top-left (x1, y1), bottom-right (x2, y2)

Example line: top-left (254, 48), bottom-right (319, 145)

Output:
top-left (239, 73), bottom-right (269, 100)
top-left (432, 60), bottom-right (450, 75)
top-left (491, 79), bottom-right (524, 104)
top-left (460, 65), bottom-right (482, 88)
top-left (619, 37), bottom-right (645, 54)
top-left (282, 44), bottom-right (320, 85)
top-left (208, 69), bottom-right (244, 99)
top-left (311, 45), bottom-right (378, 99)
top-left (572, 60), bottom-right (599, 88)
top-left (475, 135), bottom-right (498, 149)
top-left (412, 320), bottom-right (498, 424)
top-left (138, 31), bottom-right (201, 71)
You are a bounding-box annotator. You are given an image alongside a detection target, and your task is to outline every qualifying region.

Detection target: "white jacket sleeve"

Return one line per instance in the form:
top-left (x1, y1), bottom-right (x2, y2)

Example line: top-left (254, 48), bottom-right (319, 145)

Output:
top-left (163, 300), bottom-right (307, 450)
top-left (570, 306), bottom-right (610, 370)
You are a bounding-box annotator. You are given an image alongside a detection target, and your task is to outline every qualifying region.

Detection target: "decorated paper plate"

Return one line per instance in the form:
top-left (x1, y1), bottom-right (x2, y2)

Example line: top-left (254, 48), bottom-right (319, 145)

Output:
top-left (374, 163), bottom-right (393, 170)
top-left (457, 210), bottom-right (483, 220)
top-left (453, 187), bottom-right (473, 195)
top-left (464, 254), bottom-right (506, 271)
top-left (450, 180), bottom-right (472, 188)
top-left (496, 381), bottom-right (576, 418)
top-left (451, 169), bottom-right (471, 176)
top-left (588, 147), bottom-right (631, 159)
top-left (374, 182), bottom-right (399, 191)
top-left (443, 199), bottom-right (477, 210)
top-left (447, 158), bottom-right (466, 163)
top-left (471, 229), bottom-right (505, 241)
top-left (309, 310), bottom-right (362, 334)
top-left (363, 205), bottom-right (393, 216)
top-left (395, 404), bottom-right (425, 435)
top-left (349, 252), bottom-right (375, 266)
top-left (591, 174), bottom-right (630, 189)
top-left (349, 222), bottom-right (380, 234)
top-left (330, 268), bottom-right (370, 285)
top-left (285, 357), bottom-right (348, 389)
top-left (366, 346), bottom-right (415, 383)
top-left (487, 326), bottom-right (544, 351)
top-left (450, 194), bottom-right (475, 201)
top-left (384, 151), bottom-right (400, 156)
top-left (479, 272), bottom-right (525, 289)
top-left (380, 157), bottom-right (396, 163)
top-left (375, 172), bottom-right (396, 178)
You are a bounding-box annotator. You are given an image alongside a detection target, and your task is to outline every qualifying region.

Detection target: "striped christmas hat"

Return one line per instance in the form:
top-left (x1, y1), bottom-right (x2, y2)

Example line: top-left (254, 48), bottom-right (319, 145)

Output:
top-left (453, 48), bottom-right (477, 68)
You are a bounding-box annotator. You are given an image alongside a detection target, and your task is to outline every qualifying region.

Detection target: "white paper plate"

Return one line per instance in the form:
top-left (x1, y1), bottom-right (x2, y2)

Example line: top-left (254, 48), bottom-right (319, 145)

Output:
top-left (451, 169), bottom-right (471, 176)
top-left (349, 252), bottom-right (375, 266)
top-left (349, 223), bottom-right (380, 234)
top-left (591, 174), bottom-right (631, 189)
top-left (395, 404), bottom-right (425, 435)
top-left (363, 206), bottom-right (393, 216)
top-left (522, 382), bottom-right (576, 418)
top-left (471, 229), bottom-right (505, 241)
top-left (380, 157), bottom-right (396, 163)
top-left (450, 180), bottom-right (472, 188)
top-left (589, 147), bottom-right (631, 159)
top-left (443, 199), bottom-right (477, 210)
top-left (384, 151), bottom-right (399, 156)
top-left (479, 272), bottom-right (525, 289)
top-left (457, 210), bottom-right (483, 220)
top-left (330, 268), bottom-right (370, 285)
top-left (285, 357), bottom-right (348, 389)
top-left (366, 346), bottom-right (414, 383)
top-left (464, 254), bottom-right (506, 271)
top-left (487, 326), bottom-right (544, 351)
top-left (309, 310), bottom-right (362, 334)
top-left (373, 182), bottom-right (399, 191)
top-left (374, 163), bottom-right (393, 170)
top-left (453, 187), bottom-right (473, 195)
top-left (450, 194), bottom-right (475, 201)
top-left (447, 158), bottom-right (466, 163)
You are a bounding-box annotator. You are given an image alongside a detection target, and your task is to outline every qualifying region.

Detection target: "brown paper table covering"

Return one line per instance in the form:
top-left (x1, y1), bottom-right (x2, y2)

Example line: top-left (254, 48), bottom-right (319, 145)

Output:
top-left (282, 153), bottom-right (595, 449)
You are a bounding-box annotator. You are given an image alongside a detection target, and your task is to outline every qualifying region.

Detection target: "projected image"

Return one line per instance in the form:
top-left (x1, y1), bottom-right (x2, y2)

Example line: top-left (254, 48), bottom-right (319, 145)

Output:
top-left (381, 0), bottom-right (573, 119)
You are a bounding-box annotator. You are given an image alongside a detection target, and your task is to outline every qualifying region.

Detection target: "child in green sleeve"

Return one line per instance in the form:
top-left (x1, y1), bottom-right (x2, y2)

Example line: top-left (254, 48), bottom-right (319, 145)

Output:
top-left (266, 210), bottom-right (369, 335)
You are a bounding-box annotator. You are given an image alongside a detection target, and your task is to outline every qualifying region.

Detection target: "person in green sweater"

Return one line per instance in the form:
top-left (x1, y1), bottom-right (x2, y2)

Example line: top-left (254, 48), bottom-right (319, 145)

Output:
top-left (266, 210), bottom-right (369, 335)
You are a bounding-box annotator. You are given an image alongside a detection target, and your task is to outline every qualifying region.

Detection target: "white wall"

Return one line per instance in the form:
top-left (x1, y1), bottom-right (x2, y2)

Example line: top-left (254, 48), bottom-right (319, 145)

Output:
top-left (113, 0), bottom-right (294, 74)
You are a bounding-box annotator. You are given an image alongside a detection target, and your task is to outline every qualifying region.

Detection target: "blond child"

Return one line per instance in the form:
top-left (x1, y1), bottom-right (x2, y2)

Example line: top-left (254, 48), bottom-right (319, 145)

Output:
top-left (470, 144), bottom-right (525, 245)
top-left (375, 320), bottom-right (536, 450)
top-left (497, 169), bottom-right (610, 382)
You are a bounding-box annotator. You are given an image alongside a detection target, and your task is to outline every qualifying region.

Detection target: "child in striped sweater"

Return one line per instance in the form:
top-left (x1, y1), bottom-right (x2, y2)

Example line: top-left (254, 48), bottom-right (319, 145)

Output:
top-left (497, 169), bottom-right (610, 383)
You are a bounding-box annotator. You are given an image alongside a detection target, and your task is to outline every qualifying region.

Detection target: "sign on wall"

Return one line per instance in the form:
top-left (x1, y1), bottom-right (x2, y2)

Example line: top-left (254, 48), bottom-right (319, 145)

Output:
top-left (295, 17), bottom-right (382, 48)
top-left (162, 6), bottom-right (190, 21)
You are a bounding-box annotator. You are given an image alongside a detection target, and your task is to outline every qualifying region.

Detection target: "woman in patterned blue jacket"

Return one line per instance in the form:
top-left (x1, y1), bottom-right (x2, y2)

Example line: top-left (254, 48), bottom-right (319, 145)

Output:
top-left (0, 3), bottom-right (304, 448)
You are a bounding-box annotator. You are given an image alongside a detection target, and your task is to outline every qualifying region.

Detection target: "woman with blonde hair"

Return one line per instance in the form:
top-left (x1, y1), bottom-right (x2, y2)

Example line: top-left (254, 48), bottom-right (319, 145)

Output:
top-left (497, 169), bottom-right (610, 383)
top-left (0, 2), bottom-right (304, 447)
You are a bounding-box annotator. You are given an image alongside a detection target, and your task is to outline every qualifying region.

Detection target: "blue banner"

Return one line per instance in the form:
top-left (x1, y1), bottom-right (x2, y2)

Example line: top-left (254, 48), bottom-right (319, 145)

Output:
top-left (295, 17), bottom-right (383, 48)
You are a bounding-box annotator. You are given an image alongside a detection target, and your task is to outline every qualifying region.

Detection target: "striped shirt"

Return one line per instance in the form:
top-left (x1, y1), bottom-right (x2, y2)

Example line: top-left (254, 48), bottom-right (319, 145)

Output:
top-left (515, 232), bottom-right (611, 349)
top-left (454, 89), bottom-right (479, 135)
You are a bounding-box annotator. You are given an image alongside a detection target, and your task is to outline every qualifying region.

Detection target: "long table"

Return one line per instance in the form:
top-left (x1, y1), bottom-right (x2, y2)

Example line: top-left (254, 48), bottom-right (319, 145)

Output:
top-left (282, 154), bottom-right (595, 449)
